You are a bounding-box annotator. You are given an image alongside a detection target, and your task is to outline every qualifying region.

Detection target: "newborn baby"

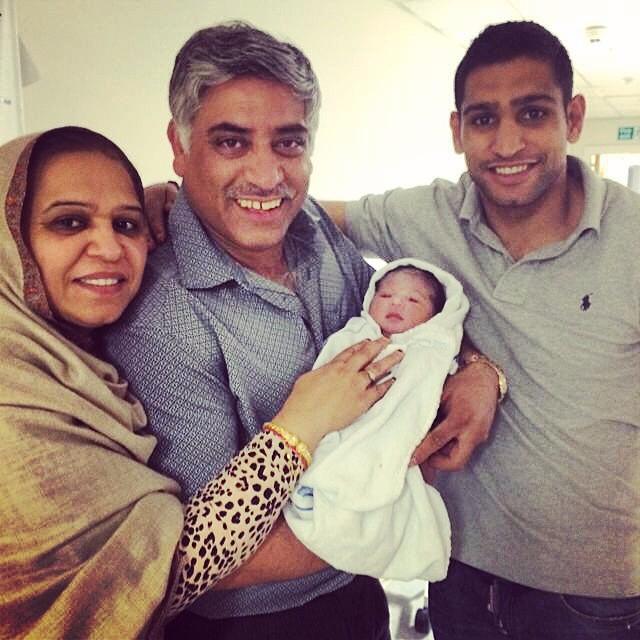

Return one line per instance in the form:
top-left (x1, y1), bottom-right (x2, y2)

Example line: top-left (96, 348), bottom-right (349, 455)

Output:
top-left (285, 258), bottom-right (469, 581)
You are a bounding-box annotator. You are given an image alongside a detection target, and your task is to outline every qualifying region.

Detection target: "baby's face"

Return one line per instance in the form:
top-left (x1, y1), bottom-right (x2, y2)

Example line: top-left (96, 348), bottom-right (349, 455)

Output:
top-left (369, 270), bottom-right (438, 336)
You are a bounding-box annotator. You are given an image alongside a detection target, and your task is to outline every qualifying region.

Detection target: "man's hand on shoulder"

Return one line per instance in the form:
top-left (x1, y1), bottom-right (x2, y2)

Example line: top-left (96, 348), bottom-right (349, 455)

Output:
top-left (411, 350), bottom-right (503, 473)
top-left (143, 181), bottom-right (179, 248)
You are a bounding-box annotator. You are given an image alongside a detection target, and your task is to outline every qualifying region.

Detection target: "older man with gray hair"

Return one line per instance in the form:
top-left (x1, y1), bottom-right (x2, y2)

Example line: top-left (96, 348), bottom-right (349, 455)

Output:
top-left (105, 21), bottom-right (392, 639)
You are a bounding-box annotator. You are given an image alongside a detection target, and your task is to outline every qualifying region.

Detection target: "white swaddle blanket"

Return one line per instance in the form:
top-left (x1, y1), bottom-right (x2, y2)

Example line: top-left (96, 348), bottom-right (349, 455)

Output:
top-left (284, 258), bottom-right (469, 580)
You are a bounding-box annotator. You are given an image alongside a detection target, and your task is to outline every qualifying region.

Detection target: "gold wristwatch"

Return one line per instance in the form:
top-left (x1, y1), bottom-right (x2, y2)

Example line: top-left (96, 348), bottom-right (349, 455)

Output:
top-left (462, 353), bottom-right (508, 403)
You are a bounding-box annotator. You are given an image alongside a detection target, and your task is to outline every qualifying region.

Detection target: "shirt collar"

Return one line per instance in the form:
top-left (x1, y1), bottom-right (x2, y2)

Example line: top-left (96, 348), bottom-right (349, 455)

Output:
top-left (570, 155), bottom-right (604, 236)
top-left (168, 189), bottom-right (318, 289)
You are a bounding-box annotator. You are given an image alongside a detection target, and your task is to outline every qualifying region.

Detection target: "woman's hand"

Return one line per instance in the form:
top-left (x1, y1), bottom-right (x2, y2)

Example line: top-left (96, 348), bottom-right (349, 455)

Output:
top-left (273, 337), bottom-right (403, 451)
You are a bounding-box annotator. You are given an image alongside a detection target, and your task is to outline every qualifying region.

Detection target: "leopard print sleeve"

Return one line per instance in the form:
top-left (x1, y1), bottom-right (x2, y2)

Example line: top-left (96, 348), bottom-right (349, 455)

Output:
top-left (165, 430), bottom-right (305, 616)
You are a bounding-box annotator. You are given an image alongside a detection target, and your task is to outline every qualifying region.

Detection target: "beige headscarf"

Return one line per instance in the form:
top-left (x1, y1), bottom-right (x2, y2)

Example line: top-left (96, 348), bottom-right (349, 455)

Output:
top-left (0, 133), bottom-right (184, 639)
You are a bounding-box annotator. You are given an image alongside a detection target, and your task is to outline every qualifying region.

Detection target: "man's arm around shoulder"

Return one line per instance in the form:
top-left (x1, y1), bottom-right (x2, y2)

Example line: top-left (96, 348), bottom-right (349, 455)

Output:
top-left (320, 201), bottom-right (347, 232)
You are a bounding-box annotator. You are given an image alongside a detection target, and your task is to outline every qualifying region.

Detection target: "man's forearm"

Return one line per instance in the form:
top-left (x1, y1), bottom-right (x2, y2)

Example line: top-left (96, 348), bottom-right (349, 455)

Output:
top-left (319, 201), bottom-right (347, 232)
top-left (213, 517), bottom-right (328, 589)
top-left (457, 336), bottom-right (507, 403)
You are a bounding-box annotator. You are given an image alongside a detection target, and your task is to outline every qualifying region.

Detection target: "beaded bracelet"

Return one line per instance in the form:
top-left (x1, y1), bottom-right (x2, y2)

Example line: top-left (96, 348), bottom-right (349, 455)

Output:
top-left (263, 422), bottom-right (312, 469)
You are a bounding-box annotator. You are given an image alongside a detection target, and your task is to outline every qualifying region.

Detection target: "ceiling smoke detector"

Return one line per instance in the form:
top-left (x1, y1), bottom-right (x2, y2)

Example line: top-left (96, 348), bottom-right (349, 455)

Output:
top-left (585, 25), bottom-right (607, 44)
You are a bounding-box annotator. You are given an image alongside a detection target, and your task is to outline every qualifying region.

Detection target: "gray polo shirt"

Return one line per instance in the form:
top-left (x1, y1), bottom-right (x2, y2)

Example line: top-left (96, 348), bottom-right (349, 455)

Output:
top-left (345, 157), bottom-right (640, 597)
top-left (104, 192), bottom-right (372, 618)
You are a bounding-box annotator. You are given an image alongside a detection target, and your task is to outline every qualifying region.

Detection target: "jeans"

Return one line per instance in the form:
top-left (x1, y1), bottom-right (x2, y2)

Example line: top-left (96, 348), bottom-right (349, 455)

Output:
top-left (165, 575), bottom-right (390, 640)
top-left (429, 559), bottom-right (640, 639)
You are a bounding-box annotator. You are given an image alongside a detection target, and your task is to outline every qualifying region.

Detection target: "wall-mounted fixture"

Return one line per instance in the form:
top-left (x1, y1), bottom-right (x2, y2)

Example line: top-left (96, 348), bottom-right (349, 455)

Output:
top-left (585, 25), bottom-right (607, 44)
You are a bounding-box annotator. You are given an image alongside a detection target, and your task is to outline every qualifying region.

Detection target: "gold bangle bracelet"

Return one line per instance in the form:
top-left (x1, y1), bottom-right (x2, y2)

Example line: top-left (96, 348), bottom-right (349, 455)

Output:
top-left (461, 353), bottom-right (508, 403)
top-left (263, 422), bottom-right (312, 469)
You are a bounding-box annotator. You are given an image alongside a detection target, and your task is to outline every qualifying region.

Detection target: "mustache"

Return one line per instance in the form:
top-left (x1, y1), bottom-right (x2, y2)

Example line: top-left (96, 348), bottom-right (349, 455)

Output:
top-left (225, 184), bottom-right (295, 199)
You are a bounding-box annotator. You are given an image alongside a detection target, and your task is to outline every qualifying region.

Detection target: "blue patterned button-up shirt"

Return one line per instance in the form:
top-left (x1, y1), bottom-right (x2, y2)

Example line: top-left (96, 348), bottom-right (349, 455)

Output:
top-left (103, 191), bottom-right (371, 618)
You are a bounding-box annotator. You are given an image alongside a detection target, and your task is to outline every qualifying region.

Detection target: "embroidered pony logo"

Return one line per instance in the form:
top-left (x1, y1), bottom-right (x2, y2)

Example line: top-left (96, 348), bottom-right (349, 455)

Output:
top-left (580, 294), bottom-right (593, 311)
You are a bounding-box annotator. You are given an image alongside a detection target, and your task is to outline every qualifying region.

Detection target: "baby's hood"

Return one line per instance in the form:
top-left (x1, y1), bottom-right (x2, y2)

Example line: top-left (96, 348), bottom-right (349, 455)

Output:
top-left (361, 257), bottom-right (469, 340)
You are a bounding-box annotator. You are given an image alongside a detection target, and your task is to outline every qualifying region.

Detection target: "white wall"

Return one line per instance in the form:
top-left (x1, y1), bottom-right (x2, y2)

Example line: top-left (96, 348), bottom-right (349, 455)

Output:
top-left (572, 116), bottom-right (640, 163)
top-left (0, 0), bottom-right (24, 143)
top-left (17, 0), bottom-right (467, 199)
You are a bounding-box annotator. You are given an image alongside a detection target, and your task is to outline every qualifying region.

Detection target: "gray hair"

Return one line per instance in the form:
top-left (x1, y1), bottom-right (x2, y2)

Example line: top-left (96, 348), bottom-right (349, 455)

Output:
top-left (169, 21), bottom-right (321, 149)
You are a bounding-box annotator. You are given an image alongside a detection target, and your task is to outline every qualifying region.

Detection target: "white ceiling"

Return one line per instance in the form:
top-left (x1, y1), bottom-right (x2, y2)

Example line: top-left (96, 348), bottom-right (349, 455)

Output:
top-left (392, 0), bottom-right (640, 118)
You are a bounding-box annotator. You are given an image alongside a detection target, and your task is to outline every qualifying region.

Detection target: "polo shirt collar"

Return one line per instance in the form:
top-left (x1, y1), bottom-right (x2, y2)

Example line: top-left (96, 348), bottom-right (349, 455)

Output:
top-left (457, 171), bottom-right (481, 225)
top-left (168, 189), bottom-right (317, 289)
top-left (572, 155), bottom-right (604, 236)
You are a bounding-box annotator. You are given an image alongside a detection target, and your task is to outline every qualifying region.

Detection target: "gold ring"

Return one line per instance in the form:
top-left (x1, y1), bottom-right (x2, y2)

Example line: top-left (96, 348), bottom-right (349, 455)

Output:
top-left (364, 367), bottom-right (376, 384)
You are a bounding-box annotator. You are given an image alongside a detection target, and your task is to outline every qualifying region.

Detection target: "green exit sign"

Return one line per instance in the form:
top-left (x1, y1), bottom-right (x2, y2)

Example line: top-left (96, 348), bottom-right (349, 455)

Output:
top-left (618, 126), bottom-right (639, 140)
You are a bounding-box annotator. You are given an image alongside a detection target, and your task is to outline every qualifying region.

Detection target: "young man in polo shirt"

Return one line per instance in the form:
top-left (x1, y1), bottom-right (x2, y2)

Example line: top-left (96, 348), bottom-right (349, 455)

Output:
top-left (326, 20), bottom-right (640, 639)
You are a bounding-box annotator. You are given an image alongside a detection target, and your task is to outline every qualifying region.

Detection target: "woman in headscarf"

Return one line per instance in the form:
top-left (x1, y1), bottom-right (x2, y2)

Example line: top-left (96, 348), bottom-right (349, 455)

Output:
top-left (0, 127), bottom-right (399, 639)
